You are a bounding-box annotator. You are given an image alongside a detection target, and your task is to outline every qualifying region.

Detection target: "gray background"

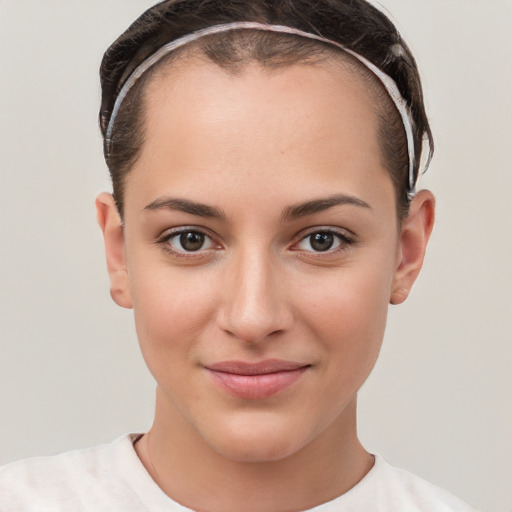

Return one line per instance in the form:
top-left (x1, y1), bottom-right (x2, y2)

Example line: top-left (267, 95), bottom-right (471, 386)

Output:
top-left (0, 1), bottom-right (510, 511)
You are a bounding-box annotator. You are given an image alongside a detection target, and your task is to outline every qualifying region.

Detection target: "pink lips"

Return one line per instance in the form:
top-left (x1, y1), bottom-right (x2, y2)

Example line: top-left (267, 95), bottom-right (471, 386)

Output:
top-left (205, 360), bottom-right (309, 399)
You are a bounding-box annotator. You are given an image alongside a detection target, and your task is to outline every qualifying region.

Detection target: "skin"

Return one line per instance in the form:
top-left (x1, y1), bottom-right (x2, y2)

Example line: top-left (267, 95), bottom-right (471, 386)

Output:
top-left (97, 56), bottom-right (435, 512)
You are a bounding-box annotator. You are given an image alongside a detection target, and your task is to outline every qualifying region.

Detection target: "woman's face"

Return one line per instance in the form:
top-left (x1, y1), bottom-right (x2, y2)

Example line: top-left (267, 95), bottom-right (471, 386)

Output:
top-left (103, 56), bottom-right (425, 462)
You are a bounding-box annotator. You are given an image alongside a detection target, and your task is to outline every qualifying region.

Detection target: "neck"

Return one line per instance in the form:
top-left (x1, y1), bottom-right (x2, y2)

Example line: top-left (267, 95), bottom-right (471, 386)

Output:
top-left (135, 388), bottom-right (373, 512)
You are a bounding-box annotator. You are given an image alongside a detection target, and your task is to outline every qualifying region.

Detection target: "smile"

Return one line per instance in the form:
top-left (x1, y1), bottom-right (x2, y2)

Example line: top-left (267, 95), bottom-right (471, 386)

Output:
top-left (205, 360), bottom-right (310, 400)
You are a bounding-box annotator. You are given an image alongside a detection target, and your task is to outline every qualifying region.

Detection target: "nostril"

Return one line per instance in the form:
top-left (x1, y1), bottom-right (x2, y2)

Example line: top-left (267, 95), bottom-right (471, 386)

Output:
top-left (220, 319), bottom-right (288, 345)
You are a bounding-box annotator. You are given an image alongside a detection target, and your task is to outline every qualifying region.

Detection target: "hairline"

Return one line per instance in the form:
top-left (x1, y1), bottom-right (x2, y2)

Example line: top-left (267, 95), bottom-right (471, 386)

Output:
top-left (114, 34), bottom-right (407, 220)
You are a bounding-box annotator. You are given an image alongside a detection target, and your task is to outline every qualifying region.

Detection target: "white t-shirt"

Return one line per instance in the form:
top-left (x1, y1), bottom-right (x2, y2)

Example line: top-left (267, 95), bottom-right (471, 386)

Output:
top-left (0, 434), bottom-right (477, 512)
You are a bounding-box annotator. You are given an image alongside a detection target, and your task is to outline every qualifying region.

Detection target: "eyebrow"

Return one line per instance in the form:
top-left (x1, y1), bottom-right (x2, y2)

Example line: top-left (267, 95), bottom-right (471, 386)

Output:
top-left (282, 194), bottom-right (371, 221)
top-left (143, 197), bottom-right (227, 220)
top-left (143, 193), bottom-right (370, 222)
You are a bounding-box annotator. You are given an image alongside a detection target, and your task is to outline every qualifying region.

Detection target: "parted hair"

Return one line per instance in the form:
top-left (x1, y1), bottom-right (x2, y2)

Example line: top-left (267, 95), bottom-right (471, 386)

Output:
top-left (99, 0), bottom-right (433, 218)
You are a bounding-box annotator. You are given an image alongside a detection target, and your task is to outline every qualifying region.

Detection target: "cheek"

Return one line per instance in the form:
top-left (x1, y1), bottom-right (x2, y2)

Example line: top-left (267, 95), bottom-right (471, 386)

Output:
top-left (129, 263), bottom-right (221, 364)
top-left (297, 259), bottom-right (394, 372)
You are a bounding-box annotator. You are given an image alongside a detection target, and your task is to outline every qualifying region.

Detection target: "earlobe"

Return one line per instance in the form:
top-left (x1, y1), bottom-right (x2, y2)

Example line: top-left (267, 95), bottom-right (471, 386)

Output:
top-left (390, 286), bottom-right (410, 305)
top-left (95, 192), bottom-right (133, 309)
top-left (391, 190), bottom-right (435, 305)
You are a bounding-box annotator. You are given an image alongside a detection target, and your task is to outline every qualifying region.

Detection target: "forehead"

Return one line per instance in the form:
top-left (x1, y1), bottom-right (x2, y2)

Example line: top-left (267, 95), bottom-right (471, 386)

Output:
top-left (125, 57), bottom-right (393, 215)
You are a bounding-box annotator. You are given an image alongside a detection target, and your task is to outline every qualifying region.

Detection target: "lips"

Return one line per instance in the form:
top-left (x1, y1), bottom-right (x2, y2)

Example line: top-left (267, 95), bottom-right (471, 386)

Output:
top-left (205, 360), bottom-right (310, 399)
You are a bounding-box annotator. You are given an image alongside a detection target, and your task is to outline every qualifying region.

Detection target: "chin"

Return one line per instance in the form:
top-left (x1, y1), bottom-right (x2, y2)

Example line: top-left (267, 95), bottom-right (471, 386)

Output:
top-left (200, 413), bottom-right (314, 463)
top-left (213, 436), bottom-right (304, 464)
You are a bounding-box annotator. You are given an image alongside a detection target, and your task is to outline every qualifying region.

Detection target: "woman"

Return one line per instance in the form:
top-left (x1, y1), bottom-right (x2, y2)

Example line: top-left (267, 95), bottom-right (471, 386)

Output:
top-left (0, 0), bottom-right (478, 510)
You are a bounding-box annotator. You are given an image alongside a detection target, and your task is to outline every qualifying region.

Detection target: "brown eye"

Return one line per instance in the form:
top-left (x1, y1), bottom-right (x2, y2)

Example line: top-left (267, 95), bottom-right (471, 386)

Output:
top-left (167, 231), bottom-right (214, 252)
top-left (309, 233), bottom-right (335, 252)
top-left (294, 230), bottom-right (354, 254)
top-left (180, 232), bottom-right (205, 251)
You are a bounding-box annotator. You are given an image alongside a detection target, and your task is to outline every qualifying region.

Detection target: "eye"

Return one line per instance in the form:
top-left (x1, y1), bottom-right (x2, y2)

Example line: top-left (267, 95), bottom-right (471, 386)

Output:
top-left (160, 229), bottom-right (217, 253)
top-left (294, 230), bottom-right (354, 253)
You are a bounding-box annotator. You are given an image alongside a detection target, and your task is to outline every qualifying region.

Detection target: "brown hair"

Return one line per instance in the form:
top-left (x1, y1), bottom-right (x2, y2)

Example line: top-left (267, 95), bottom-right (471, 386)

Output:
top-left (99, 0), bottom-right (433, 218)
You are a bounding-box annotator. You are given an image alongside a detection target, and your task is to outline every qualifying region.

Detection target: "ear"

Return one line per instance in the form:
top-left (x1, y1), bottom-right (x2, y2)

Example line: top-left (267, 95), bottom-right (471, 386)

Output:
top-left (95, 192), bottom-right (133, 309)
top-left (390, 190), bottom-right (435, 305)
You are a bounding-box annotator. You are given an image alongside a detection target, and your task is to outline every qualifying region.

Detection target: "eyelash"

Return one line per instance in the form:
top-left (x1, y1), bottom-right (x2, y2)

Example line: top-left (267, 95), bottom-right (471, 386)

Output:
top-left (155, 227), bottom-right (356, 259)
top-left (291, 228), bottom-right (356, 256)
top-left (155, 227), bottom-right (220, 258)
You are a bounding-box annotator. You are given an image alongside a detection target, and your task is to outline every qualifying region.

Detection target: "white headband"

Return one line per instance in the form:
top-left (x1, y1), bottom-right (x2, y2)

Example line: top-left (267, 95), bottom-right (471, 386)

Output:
top-left (106, 22), bottom-right (417, 193)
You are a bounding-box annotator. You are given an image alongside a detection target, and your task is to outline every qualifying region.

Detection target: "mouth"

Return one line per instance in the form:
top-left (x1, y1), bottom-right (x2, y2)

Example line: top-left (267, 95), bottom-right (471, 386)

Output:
top-left (204, 360), bottom-right (311, 400)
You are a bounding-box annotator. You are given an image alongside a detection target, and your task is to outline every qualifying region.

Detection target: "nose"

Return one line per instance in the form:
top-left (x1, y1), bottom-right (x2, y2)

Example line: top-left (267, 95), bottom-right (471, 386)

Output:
top-left (217, 247), bottom-right (294, 345)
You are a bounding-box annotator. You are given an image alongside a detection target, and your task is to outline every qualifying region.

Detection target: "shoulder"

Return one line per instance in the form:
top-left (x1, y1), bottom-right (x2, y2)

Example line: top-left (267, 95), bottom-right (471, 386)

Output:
top-left (0, 434), bottom-right (144, 511)
top-left (313, 455), bottom-right (479, 512)
top-left (366, 455), bottom-right (478, 512)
